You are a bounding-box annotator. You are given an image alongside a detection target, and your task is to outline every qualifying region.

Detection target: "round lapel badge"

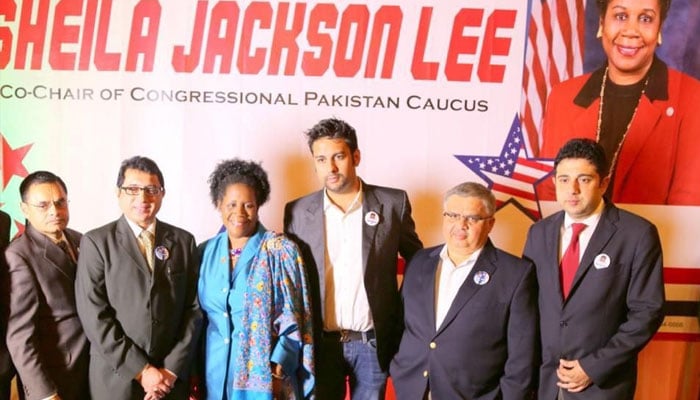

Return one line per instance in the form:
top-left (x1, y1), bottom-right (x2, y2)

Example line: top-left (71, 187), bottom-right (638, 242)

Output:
top-left (473, 271), bottom-right (490, 285)
top-left (364, 211), bottom-right (380, 226)
top-left (155, 246), bottom-right (170, 261)
top-left (594, 253), bottom-right (610, 269)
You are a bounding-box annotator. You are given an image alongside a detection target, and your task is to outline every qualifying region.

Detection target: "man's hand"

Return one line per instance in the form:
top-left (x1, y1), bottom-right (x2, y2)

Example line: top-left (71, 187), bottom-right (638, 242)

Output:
top-left (556, 359), bottom-right (592, 393)
top-left (138, 365), bottom-right (172, 399)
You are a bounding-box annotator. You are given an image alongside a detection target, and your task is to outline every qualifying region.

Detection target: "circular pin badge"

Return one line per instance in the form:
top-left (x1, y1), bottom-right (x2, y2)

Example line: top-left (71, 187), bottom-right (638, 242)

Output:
top-left (473, 271), bottom-right (490, 285)
top-left (364, 211), bottom-right (380, 226)
top-left (666, 106), bottom-right (675, 117)
top-left (594, 253), bottom-right (610, 269)
top-left (155, 246), bottom-right (170, 261)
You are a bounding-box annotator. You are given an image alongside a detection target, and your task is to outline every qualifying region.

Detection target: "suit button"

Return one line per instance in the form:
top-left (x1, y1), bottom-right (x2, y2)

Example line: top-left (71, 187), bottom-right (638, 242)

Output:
top-left (423, 370), bottom-right (428, 377)
top-left (560, 321), bottom-right (567, 327)
top-left (429, 342), bottom-right (436, 349)
top-left (152, 319), bottom-right (159, 325)
top-left (224, 338), bottom-right (230, 344)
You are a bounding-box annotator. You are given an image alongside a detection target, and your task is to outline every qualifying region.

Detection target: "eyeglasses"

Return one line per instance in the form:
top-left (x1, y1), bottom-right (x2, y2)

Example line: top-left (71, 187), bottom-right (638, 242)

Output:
top-left (120, 185), bottom-right (164, 196)
top-left (26, 199), bottom-right (69, 212)
top-left (443, 211), bottom-right (493, 226)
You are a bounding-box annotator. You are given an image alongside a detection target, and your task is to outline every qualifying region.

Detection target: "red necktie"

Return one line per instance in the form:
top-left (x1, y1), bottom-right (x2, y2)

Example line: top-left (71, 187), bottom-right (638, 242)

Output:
top-left (560, 223), bottom-right (587, 299)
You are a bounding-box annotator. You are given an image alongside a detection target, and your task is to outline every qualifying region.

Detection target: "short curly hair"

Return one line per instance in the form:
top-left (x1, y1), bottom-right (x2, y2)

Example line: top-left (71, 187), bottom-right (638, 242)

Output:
top-left (207, 159), bottom-right (270, 207)
top-left (554, 138), bottom-right (610, 178)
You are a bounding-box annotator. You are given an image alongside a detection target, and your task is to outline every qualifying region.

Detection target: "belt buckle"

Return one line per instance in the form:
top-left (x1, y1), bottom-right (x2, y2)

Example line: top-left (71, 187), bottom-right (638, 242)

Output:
top-left (339, 330), bottom-right (351, 343)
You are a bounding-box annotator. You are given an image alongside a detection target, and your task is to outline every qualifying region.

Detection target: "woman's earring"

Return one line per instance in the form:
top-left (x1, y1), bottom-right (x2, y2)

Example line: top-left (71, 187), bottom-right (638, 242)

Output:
top-left (657, 32), bottom-right (663, 45)
top-left (596, 26), bottom-right (603, 39)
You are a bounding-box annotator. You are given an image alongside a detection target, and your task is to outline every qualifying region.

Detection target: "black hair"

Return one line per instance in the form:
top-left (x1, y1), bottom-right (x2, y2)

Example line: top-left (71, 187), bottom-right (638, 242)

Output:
top-left (554, 138), bottom-right (610, 178)
top-left (596, 0), bottom-right (671, 23)
top-left (304, 118), bottom-right (359, 153)
top-left (208, 159), bottom-right (270, 207)
top-left (116, 156), bottom-right (164, 188)
top-left (19, 171), bottom-right (68, 202)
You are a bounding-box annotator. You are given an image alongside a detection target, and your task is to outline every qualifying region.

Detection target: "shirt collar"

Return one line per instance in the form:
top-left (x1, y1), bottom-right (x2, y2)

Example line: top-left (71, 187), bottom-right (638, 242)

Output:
top-left (564, 200), bottom-right (605, 230)
top-left (125, 218), bottom-right (156, 238)
top-left (439, 244), bottom-right (483, 269)
top-left (574, 56), bottom-right (668, 108)
top-left (52, 231), bottom-right (68, 246)
top-left (323, 178), bottom-right (363, 213)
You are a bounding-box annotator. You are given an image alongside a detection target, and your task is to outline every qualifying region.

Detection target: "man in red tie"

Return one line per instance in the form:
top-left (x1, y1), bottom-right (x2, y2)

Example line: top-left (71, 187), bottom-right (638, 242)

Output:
top-left (523, 138), bottom-right (665, 400)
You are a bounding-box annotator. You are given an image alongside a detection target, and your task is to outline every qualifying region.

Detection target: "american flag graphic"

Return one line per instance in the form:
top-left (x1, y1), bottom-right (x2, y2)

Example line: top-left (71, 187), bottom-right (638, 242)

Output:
top-left (455, 115), bottom-right (553, 221)
top-left (520, 0), bottom-right (586, 155)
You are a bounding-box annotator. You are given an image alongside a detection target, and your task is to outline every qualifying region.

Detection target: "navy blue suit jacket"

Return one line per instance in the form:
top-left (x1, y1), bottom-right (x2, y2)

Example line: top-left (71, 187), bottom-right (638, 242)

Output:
top-left (523, 203), bottom-right (665, 400)
top-left (390, 241), bottom-right (538, 400)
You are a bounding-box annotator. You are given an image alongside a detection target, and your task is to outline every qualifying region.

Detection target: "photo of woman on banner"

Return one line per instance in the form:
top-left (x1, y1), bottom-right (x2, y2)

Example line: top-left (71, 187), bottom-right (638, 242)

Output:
top-left (538, 0), bottom-right (700, 205)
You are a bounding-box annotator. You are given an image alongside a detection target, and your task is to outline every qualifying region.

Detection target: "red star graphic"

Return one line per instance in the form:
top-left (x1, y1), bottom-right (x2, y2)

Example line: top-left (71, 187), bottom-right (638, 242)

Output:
top-left (13, 218), bottom-right (25, 239)
top-left (2, 134), bottom-right (33, 190)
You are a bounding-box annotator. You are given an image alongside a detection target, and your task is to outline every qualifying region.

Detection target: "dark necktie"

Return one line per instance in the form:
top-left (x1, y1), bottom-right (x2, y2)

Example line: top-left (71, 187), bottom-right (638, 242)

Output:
top-left (560, 223), bottom-right (587, 299)
top-left (57, 240), bottom-right (75, 263)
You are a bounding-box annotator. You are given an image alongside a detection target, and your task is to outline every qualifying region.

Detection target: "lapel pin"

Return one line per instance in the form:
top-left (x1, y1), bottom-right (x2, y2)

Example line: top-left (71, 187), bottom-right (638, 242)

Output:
top-left (473, 271), bottom-right (490, 285)
top-left (594, 253), bottom-right (610, 269)
top-left (155, 246), bottom-right (170, 261)
top-left (364, 211), bottom-right (380, 226)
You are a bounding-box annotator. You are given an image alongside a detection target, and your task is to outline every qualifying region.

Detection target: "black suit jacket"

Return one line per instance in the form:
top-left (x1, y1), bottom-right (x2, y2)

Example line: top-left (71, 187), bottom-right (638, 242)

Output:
top-left (75, 217), bottom-right (202, 400)
top-left (523, 203), bottom-right (665, 400)
top-left (284, 182), bottom-right (423, 371)
top-left (390, 241), bottom-right (538, 400)
top-left (5, 224), bottom-right (88, 400)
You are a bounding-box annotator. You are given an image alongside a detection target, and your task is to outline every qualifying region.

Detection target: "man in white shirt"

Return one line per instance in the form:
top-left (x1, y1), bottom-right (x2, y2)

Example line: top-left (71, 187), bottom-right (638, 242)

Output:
top-left (390, 182), bottom-right (538, 400)
top-left (284, 118), bottom-right (423, 399)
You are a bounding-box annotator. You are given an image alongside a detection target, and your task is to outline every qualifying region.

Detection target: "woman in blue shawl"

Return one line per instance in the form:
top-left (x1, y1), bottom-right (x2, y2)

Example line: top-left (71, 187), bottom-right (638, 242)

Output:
top-left (198, 159), bottom-right (314, 399)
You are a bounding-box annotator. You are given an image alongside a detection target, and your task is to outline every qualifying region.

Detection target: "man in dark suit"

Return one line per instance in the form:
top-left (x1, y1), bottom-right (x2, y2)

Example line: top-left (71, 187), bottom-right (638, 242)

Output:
top-left (75, 156), bottom-right (202, 400)
top-left (523, 138), bottom-right (665, 400)
top-left (284, 118), bottom-right (423, 399)
top-left (390, 182), bottom-right (538, 399)
top-left (4, 171), bottom-right (88, 400)
top-left (1, 209), bottom-right (15, 400)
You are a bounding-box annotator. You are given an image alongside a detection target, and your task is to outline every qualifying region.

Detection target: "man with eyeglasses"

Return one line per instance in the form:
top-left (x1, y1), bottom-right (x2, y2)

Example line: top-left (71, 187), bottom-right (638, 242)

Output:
top-left (75, 156), bottom-right (202, 400)
top-left (390, 182), bottom-right (538, 400)
top-left (4, 171), bottom-right (89, 400)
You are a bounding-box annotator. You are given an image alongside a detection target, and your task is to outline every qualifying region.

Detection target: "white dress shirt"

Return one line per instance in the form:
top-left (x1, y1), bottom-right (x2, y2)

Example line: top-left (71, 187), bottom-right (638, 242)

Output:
top-left (322, 186), bottom-right (373, 332)
top-left (434, 246), bottom-right (482, 330)
top-left (560, 201), bottom-right (604, 262)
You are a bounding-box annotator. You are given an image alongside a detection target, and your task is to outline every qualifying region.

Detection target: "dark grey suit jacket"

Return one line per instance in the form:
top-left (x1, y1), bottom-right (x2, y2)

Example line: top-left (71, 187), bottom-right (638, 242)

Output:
top-left (523, 203), bottom-right (665, 400)
top-left (5, 224), bottom-right (88, 400)
top-left (75, 217), bottom-right (202, 400)
top-left (390, 241), bottom-right (538, 400)
top-left (284, 182), bottom-right (423, 371)
top-left (0, 210), bottom-right (15, 399)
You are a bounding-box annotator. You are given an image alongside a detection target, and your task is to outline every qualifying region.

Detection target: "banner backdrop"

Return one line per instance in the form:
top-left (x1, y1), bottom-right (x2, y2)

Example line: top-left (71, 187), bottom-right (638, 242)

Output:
top-left (1, 1), bottom-right (698, 398)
